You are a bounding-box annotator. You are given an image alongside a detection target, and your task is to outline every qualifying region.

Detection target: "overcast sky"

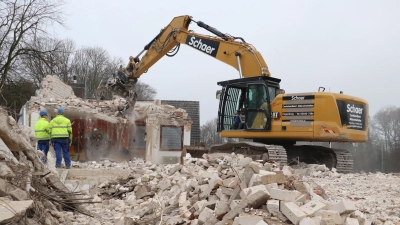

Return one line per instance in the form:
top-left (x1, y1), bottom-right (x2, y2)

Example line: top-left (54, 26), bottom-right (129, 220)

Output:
top-left (54, 0), bottom-right (400, 125)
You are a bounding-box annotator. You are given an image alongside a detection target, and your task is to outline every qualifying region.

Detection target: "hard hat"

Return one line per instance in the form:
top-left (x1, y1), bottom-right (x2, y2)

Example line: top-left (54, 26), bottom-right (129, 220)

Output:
top-left (57, 108), bottom-right (64, 114)
top-left (39, 110), bottom-right (48, 116)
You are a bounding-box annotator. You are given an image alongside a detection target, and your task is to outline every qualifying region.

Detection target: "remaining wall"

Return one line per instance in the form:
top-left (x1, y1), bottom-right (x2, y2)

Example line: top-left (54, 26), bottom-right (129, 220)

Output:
top-left (22, 75), bottom-right (193, 164)
top-left (161, 100), bottom-right (200, 145)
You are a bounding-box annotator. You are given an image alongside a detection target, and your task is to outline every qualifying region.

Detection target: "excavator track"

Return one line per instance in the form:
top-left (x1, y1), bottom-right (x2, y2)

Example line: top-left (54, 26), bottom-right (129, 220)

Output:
top-left (209, 142), bottom-right (288, 168)
top-left (284, 145), bottom-right (354, 174)
top-left (331, 148), bottom-right (354, 173)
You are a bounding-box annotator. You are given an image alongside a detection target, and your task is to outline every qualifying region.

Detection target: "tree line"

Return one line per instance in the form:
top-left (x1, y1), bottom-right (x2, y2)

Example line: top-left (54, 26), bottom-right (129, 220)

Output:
top-left (0, 0), bottom-right (156, 118)
top-left (200, 105), bottom-right (400, 173)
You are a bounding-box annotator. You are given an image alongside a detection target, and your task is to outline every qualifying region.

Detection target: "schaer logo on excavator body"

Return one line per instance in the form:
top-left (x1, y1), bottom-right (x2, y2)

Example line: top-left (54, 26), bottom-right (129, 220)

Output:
top-left (185, 35), bottom-right (220, 57)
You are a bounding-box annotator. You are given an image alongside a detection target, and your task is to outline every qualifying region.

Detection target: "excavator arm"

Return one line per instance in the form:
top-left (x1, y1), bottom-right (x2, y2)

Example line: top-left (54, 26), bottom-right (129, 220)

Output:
top-left (96, 15), bottom-right (270, 114)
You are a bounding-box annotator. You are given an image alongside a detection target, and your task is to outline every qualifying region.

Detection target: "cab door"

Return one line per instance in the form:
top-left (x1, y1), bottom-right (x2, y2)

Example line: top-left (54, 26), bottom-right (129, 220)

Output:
top-left (244, 83), bottom-right (271, 130)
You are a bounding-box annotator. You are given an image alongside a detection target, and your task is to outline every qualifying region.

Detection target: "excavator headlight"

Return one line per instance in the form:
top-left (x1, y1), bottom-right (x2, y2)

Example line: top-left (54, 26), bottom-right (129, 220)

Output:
top-left (216, 90), bottom-right (222, 99)
top-left (276, 89), bottom-right (285, 95)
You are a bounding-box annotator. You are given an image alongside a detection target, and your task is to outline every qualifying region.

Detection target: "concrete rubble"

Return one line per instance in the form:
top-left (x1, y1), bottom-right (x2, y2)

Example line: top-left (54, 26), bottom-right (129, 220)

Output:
top-left (56, 155), bottom-right (399, 225)
top-left (26, 75), bottom-right (191, 125)
top-left (1, 108), bottom-right (400, 225)
top-left (0, 107), bottom-right (92, 224)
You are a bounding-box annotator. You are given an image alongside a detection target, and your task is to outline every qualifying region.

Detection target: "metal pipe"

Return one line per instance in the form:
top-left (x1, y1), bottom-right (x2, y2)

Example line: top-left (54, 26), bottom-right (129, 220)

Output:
top-left (235, 52), bottom-right (243, 78)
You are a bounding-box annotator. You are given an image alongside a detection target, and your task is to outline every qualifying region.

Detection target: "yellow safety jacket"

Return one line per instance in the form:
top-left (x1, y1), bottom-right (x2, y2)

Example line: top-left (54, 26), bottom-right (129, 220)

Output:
top-left (34, 118), bottom-right (50, 140)
top-left (49, 115), bottom-right (72, 140)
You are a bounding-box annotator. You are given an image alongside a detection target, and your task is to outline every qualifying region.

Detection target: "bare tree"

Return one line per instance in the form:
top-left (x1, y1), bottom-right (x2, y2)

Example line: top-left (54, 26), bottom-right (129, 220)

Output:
top-left (200, 117), bottom-right (239, 147)
top-left (373, 105), bottom-right (400, 152)
top-left (71, 46), bottom-right (123, 98)
top-left (135, 80), bottom-right (157, 100)
top-left (18, 37), bottom-right (75, 87)
top-left (0, 0), bottom-right (67, 91)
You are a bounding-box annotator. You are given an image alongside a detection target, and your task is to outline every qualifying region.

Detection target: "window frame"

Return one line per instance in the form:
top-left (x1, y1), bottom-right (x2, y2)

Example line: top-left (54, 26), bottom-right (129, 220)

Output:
top-left (160, 125), bottom-right (184, 151)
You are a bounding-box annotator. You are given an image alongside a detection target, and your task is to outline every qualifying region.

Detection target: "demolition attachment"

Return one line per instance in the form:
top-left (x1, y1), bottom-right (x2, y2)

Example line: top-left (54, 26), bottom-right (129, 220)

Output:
top-left (96, 68), bottom-right (138, 115)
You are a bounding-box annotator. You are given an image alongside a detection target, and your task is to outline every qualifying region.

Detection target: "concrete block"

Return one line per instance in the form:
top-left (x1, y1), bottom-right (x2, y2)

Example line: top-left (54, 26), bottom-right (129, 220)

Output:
top-left (198, 207), bottom-right (218, 225)
top-left (265, 183), bottom-right (278, 193)
top-left (248, 174), bottom-right (262, 187)
top-left (300, 200), bottom-right (327, 216)
top-left (214, 201), bottom-right (229, 220)
top-left (345, 218), bottom-right (359, 225)
top-left (321, 218), bottom-right (336, 225)
top-left (270, 188), bottom-right (302, 201)
top-left (315, 210), bottom-right (343, 225)
top-left (266, 199), bottom-right (279, 215)
top-left (230, 200), bottom-right (241, 210)
top-left (240, 166), bottom-right (255, 189)
top-left (223, 177), bottom-right (239, 188)
top-left (216, 188), bottom-right (229, 201)
top-left (299, 217), bottom-right (321, 225)
top-left (221, 187), bottom-right (234, 196)
top-left (261, 173), bottom-right (287, 184)
top-left (259, 170), bottom-right (276, 175)
top-left (281, 202), bottom-right (307, 225)
top-left (248, 161), bottom-right (262, 173)
top-left (0, 162), bottom-right (15, 179)
top-left (295, 194), bottom-right (307, 203)
top-left (232, 216), bottom-right (263, 225)
top-left (223, 190), bottom-right (270, 221)
top-left (329, 200), bottom-right (357, 214)
top-left (238, 157), bottom-right (253, 166)
top-left (0, 200), bottom-right (34, 224)
top-left (255, 220), bottom-right (269, 225)
top-left (293, 181), bottom-right (309, 194)
top-left (240, 185), bottom-right (270, 199)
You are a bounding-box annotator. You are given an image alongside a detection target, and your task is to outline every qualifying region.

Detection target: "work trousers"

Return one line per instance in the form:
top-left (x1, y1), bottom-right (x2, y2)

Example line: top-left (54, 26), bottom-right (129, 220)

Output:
top-left (53, 138), bottom-right (71, 168)
top-left (37, 140), bottom-right (50, 163)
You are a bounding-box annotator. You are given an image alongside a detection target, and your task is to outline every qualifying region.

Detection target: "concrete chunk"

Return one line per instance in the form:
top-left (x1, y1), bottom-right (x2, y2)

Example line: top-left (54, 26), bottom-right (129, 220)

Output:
top-left (0, 200), bottom-right (34, 224)
top-left (261, 173), bottom-right (287, 184)
top-left (270, 188), bottom-right (302, 201)
top-left (345, 218), bottom-right (359, 225)
top-left (223, 177), bottom-right (239, 188)
top-left (281, 202), bottom-right (307, 225)
top-left (240, 185), bottom-right (270, 199)
top-left (248, 161), bottom-right (262, 173)
top-left (329, 200), bottom-right (357, 214)
top-left (248, 174), bottom-right (263, 187)
top-left (198, 207), bottom-right (218, 225)
top-left (232, 215), bottom-right (263, 225)
top-left (214, 201), bottom-right (229, 220)
top-left (300, 199), bottom-right (327, 215)
top-left (266, 199), bottom-right (280, 215)
top-left (316, 210), bottom-right (343, 225)
top-left (230, 200), bottom-right (241, 210)
top-left (223, 190), bottom-right (270, 221)
top-left (300, 217), bottom-right (321, 225)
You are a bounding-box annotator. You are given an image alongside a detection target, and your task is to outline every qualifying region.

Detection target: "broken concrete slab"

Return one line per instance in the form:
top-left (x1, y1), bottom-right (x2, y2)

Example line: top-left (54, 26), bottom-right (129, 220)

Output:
top-left (0, 200), bottom-right (33, 224)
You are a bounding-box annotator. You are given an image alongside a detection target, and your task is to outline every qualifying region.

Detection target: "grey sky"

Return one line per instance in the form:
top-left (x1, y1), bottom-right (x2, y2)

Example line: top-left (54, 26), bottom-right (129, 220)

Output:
top-left (54, 0), bottom-right (400, 125)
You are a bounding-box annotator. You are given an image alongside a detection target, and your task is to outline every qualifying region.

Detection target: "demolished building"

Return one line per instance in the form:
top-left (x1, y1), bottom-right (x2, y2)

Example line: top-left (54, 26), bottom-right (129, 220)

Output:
top-left (19, 75), bottom-right (193, 164)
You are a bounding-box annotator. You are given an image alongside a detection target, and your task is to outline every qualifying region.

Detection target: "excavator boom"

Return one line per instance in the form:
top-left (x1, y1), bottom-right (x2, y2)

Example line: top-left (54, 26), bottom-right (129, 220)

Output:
top-left (96, 15), bottom-right (270, 113)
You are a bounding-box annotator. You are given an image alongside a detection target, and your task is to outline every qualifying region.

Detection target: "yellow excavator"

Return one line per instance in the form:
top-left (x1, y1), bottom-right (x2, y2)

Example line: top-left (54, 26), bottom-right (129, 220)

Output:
top-left (96, 15), bottom-right (368, 173)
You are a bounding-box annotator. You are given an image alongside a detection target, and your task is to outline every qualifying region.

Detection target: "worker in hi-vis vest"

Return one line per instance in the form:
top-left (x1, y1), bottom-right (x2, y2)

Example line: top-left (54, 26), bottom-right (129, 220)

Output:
top-left (49, 108), bottom-right (72, 169)
top-left (34, 109), bottom-right (50, 164)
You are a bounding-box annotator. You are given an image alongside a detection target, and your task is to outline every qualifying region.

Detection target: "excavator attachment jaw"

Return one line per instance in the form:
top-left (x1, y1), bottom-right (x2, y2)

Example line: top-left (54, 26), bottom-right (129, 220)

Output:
top-left (95, 69), bottom-right (138, 115)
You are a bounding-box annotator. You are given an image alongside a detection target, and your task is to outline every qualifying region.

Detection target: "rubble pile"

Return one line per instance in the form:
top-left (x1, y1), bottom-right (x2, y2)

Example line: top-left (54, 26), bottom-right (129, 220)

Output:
top-left (0, 107), bottom-right (91, 224)
top-left (56, 154), bottom-right (399, 225)
top-left (27, 75), bottom-right (191, 125)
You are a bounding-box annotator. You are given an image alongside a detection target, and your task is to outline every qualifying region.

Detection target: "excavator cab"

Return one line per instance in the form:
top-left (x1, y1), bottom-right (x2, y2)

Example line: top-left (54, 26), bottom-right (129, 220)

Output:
top-left (216, 76), bottom-right (281, 132)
